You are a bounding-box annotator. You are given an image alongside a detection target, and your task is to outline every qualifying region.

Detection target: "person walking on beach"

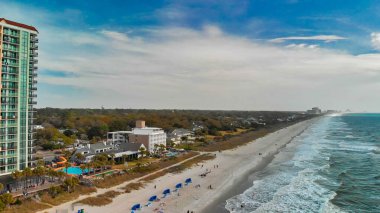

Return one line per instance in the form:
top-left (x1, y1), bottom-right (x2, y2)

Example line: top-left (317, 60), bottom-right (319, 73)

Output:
top-left (154, 185), bottom-right (156, 189)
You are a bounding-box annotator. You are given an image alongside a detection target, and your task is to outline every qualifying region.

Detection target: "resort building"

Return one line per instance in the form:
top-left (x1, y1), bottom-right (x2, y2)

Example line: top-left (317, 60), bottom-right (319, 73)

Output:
top-left (128, 120), bottom-right (167, 153)
top-left (168, 128), bottom-right (194, 144)
top-left (107, 131), bottom-right (130, 144)
top-left (0, 18), bottom-right (38, 175)
top-left (71, 141), bottom-right (145, 163)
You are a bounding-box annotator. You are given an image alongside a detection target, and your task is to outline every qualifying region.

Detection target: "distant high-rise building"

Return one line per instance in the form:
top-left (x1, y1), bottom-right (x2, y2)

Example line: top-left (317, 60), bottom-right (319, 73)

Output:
top-left (0, 18), bottom-right (38, 175)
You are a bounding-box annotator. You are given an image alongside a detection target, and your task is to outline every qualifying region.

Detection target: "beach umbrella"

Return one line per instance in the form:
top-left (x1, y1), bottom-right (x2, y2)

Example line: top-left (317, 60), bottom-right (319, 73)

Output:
top-left (175, 183), bottom-right (182, 189)
top-left (131, 204), bottom-right (141, 210)
top-left (185, 178), bottom-right (192, 184)
top-left (148, 195), bottom-right (157, 202)
top-left (163, 188), bottom-right (171, 195)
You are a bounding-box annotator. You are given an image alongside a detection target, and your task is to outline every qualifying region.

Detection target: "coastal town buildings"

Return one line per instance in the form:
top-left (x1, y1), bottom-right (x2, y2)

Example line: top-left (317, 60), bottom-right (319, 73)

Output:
top-left (128, 120), bottom-right (167, 153)
top-left (167, 128), bottom-right (194, 144)
top-left (307, 107), bottom-right (322, 114)
top-left (71, 141), bottom-right (145, 163)
top-left (107, 131), bottom-right (130, 144)
top-left (0, 18), bottom-right (38, 175)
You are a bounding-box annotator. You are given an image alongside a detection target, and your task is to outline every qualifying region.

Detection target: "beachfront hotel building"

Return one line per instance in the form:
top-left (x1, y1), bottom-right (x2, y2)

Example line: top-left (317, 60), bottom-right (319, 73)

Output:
top-left (128, 120), bottom-right (167, 153)
top-left (0, 18), bottom-right (38, 175)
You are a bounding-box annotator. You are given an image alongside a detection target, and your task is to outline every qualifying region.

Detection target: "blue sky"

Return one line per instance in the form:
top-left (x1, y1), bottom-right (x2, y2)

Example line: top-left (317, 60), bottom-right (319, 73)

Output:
top-left (13, 0), bottom-right (378, 53)
top-left (2, 0), bottom-right (380, 111)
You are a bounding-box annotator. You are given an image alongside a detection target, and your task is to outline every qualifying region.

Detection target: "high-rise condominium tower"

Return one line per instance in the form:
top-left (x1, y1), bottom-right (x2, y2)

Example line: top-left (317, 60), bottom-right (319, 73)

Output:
top-left (0, 18), bottom-right (38, 175)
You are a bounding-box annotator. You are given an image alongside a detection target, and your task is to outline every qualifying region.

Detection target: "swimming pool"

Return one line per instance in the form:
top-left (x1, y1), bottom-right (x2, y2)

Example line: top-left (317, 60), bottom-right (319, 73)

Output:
top-left (166, 151), bottom-right (178, 157)
top-left (61, 167), bottom-right (89, 175)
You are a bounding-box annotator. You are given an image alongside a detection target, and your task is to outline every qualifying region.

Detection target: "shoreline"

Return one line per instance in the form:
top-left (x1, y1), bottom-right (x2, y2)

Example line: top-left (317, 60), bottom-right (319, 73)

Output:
top-left (42, 117), bottom-right (319, 213)
top-left (201, 124), bottom-right (311, 213)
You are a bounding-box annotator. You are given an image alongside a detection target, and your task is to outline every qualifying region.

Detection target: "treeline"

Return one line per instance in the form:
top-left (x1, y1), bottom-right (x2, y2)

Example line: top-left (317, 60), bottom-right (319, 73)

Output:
top-left (35, 108), bottom-right (311, 147)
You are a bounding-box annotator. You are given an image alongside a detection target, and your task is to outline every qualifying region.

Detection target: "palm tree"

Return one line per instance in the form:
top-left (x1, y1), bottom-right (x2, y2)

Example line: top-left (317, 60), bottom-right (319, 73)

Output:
top-left (33, 166), bottom-right (45, 186)
top-left (94, 154), bottom-right (108, 172)
top-left (47, 168), bottom-right (56, 182)
top-left (109, 154), bottom-right (116, 167)
top-left (64, 162), bottom-right (70, 176)
top-left (75, 153), bottom-right (85, 163)
top-left (121, 154), bottom-right (128, 164)
top-left (139, 147), bottom-right (146, 158)
top-left (0, 183), bottom-right (3, 194)
top-left (11, 170), bottom-right (22, 191)
top-left (153, 144), bottom-right (159, 156)
top-left (56, 170), bottom-right (66, 183)
top-left (159, 144), bottom-right (166, 156)
top-left (63, 177), bottom-right (79, 193)
top-left (80, 164), bottom-right (86, 176)
top-left (0, 193), bottom-right (14, 207)
top-left (22, 167), bottom-right (32, 192)
top-left (36, 159), bottom-right (45, 167)
top-left (62, 150), bottom-right (72, 160)
top-left (85, 162), bottom-right (92, 175)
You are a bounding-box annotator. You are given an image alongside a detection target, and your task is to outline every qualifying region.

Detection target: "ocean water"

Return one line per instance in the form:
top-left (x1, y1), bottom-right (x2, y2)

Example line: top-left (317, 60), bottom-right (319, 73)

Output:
top-left (225, 114), bottom-right (380, 213)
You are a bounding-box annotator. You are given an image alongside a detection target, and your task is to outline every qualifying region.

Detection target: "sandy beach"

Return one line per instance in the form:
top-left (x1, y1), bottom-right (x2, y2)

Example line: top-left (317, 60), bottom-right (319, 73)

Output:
top-left (41, 118), bottom-right (317, 213)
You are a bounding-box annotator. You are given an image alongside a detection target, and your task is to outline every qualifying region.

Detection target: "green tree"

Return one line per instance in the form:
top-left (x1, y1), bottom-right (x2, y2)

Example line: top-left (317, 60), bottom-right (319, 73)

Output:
top-left (64, 162), bottom-right (70, 176)
top-left (48, 185), bottom-right (62, 198)
top-left (75, 153), bottom-right (85, 163)
top-left (62, 150), bottom-right (72, 160)
top-left (22, 167), bottom-right (32, 192)
top-left (159, 144), bottom-right (166, 155)
top-left (33, 166), bottom-right (46, 186)
top-left (0, 200), bottom-right (5, 211)
top-left (139, 147), bottom-right (146, 158)
top-left (11, 170), bottom-right (22, 191)
top-left (0, 193), bottom-right (15, 206)
top-left (47, 168), bottom-right (57, 182)
top-left (56, 170), bottom-right (66, 182)
top-left (63, 177), bottom-right (79, 193)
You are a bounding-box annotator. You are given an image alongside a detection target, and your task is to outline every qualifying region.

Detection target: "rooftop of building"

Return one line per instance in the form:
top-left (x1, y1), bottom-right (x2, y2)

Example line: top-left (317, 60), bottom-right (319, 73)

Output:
top-left (0, 18), bottom-right (38, 32)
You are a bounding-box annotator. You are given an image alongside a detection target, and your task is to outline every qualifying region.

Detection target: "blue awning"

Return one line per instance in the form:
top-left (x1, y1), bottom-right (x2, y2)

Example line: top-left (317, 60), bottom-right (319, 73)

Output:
top-left (149, 195), bottom-right (157, 201)
top-left (175, 183), bottom-right (183, 188)
top-left (163, 188), bottom-right (171, 194)
top-left (185, 178), bottom-right (192, 183)
top-left (131, 204), bottom-right (141, 210)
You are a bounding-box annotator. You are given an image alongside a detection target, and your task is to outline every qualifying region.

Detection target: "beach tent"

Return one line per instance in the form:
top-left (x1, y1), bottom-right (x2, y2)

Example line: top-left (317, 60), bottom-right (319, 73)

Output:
top-left (162, 188), bottom-right (171, 198)
top-left (185, 178), bottom-right (192, 185)
top-left (175, 183), bottom-right (182, 189)
top-left (131, 204), bottom-right (141, 211)
top-left (174, 183), bottom-right (183, 192)
top-left (149, 195), bottom-right (158, 202)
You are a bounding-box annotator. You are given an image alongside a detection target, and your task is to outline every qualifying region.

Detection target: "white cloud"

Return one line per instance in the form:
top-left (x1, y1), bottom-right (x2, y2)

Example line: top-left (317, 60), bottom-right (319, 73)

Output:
top-left (371, 32), bottom-right (380, 50)
top-left (102, 30), bottom-right (129, 42)
top-left (270, 35), bottom-right (346, 43)
top-left (286, 43), bottom-right (319, 49)
top-left (37, 26), bottom-right (380, 111)
top-left (2, 2), bottom-right (380, 111)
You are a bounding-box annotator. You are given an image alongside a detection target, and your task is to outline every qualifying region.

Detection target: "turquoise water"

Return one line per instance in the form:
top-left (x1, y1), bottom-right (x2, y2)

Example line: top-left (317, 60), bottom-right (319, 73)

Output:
top-left (62, 167), bottom-right (88, 175)
top-left (226, 114), bottom-right (380, 212)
